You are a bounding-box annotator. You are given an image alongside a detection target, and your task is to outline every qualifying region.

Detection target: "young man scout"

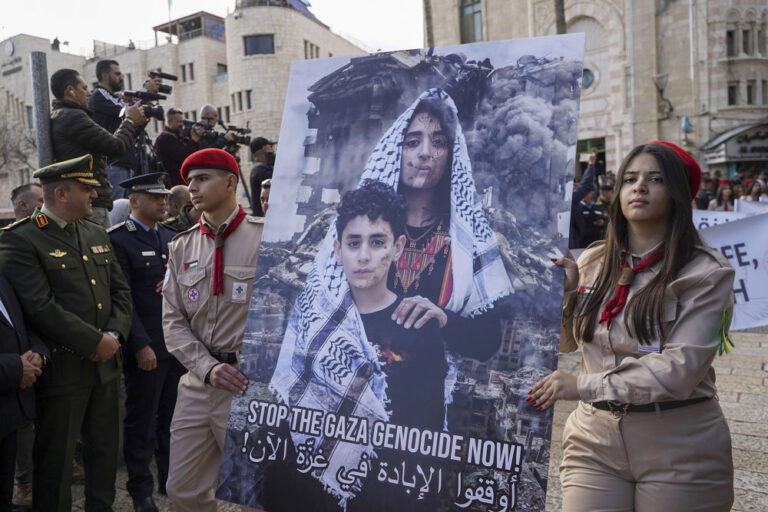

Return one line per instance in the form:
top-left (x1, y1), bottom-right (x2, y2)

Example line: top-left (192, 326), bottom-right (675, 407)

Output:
top-left (162, 148), bottom-right (263, 512)
top-left (108, 172), bottom-right (186, 512)
top-left (0, 154), bottom-right (132, 512)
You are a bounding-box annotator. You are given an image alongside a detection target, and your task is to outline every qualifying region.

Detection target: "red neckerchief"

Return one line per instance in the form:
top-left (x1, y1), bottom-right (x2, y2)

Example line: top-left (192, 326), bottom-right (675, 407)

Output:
top-left (598, 244), bottom-right (665, 329)
top-left (199, 205), bottom-right (247, 295)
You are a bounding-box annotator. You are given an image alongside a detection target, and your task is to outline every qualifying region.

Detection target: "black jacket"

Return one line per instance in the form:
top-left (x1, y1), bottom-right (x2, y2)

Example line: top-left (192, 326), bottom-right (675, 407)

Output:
top-left (109, 219), bottom-right (176, 364)
top-left (50, 99), bottom-right (137, 209)
top-left (0, 275), bottom-right (49, 439)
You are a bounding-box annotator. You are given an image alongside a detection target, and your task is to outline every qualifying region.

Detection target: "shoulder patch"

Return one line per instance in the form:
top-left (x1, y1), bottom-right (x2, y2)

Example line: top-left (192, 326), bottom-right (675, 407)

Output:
top-left (106, 221), bottom-right (126, 233)
top-left (2, 216), bottom-right (31, 231)
top-left (125, 219), bottom-right (137, 232)
top-left (34, 213), bottom-right (49, 228)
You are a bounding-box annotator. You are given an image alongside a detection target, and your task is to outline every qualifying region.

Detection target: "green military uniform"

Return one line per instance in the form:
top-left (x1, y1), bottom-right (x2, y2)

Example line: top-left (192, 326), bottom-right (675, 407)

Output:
top-left (162, 202), bottom-right (196, 232)
top-left (0, 155), bottom-right (132, 512)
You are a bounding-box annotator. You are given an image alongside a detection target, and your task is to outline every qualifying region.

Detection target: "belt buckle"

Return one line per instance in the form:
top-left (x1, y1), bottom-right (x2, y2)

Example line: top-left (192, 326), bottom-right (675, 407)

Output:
top-left (606, 401), bottom-right (630, 418)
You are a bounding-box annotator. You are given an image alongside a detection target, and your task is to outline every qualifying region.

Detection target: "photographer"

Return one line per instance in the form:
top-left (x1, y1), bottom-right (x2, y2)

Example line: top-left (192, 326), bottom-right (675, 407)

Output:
top-left (154, 108), bottom-right (201, 186)
top-left (195, 105), bottom-right (234, 149)
top-left (248, 137), bottom-right (274, 216)
top-left (50, 68), bottom-right (148, 227)
top-left (89, 60), bottom-right (161, 199)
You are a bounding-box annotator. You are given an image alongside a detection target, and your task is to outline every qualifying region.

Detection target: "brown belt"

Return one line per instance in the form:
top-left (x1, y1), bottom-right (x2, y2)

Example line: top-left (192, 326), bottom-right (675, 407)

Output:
top-left (591, 396), bottom-right (710, 415)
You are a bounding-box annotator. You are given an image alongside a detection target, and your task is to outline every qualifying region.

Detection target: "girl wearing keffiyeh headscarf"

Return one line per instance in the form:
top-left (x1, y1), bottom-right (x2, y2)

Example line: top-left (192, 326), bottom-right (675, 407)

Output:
top-left (269, 89), bottom-right (513, 506)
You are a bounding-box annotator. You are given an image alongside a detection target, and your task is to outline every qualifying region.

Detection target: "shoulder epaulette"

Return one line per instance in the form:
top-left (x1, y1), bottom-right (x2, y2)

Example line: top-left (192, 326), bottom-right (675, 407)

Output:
top-left (246, 216), bottom-right (265, 225)
top-left (1, 216), bottom-right (30, 231)
top-left (170, 223), bottom-right (199, 242)
top-left (82, 217), bottom-right (101, 225)
top-left (106, 221), bottom-right (126, 234)
top-left (693, 244), bottom-right (731, 268)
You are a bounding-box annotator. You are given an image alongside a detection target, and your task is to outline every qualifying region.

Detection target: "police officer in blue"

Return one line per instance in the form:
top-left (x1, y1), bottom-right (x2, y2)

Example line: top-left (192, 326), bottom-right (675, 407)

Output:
top-left (108, 172), bottom-right (186, 512)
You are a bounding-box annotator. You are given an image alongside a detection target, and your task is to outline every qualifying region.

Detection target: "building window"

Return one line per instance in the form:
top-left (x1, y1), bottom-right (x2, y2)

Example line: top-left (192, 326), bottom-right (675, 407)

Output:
top-left (181, 64), bottom-right (187, 82)
top-left (763, 80), bottom-right (768, 105)
top-left (126, 73), bottom-right (132, 90)
top-left (304, 40), bottom-right (320, 59)
top-left (189, 63), bottom-right (194, 81)
top-left (25, 105), bottom-right (33, 129)
top-left (183, 111), bottom-right (189, 120)
top-left (237, 91), bottom-right (243, 111)
top-left (460, 0), bottom-right (483, 44)
top-left (216, 63), bottom-right (228, 81)
top-left (244, 34), bottom-right (275, 55)
top-left (747, 80), bottom-right (755, 104)
top-left (743, 29), bottom-right (752, 55)
top-left (728, 82), bottom-right (738, 105)
top-left (726, 30), bottom-right (736, 57)
top-left (231, 94), bottom-right (236, 112)
top-left (224, 106), bottom-right (231, 122)
top-left (154, 119), bottom-right (159, 132)
top-left (217, 107), bottom-right (222, 120)
top-left (246, 89), bottom-right (253, 110)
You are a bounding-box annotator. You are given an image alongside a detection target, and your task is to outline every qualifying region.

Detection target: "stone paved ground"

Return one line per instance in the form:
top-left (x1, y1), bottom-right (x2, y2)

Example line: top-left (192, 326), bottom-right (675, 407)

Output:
top-left (64, 330), bottom-right (767, 511)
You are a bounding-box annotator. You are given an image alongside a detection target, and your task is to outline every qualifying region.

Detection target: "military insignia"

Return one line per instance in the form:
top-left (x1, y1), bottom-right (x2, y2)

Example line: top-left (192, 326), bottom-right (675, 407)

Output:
top-left (184, 261), bottom-right (198, 271)
top-left (90, 245), bottom-right (111, 254)
top-left (49, 249), bottom-right (67, 258)
top-left (35, 213), bottom-right (48, 228)
top-left (125, 219), bottom-right (137, 232)
top-left (187, 287), bottom-right (200, 302)
top-left (142, 251), bottom-right (156, 256)
top-left (232, 282), bottom-right (247, 303)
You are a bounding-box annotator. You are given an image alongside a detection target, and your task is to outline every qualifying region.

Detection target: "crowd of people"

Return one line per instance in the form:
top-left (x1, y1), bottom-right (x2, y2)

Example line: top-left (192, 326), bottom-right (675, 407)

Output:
top-left (0, 56), bottom-right (755, 512)
top-left (0, 60), bottom-right (275, 512)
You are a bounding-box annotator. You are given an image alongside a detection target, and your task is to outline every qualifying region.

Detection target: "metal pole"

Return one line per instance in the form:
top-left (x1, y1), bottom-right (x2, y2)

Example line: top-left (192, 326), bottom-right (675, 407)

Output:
top-left (30, 51), bottom-right (53, 168)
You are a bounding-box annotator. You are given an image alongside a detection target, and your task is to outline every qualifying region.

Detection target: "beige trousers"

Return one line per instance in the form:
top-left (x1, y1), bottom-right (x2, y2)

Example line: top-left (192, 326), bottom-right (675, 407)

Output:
top-left (560, 398), bottom-right (733, 512)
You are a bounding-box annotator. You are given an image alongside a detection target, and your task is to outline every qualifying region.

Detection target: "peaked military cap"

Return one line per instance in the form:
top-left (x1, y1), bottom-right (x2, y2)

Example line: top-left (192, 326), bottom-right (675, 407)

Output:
top-left (33, 154), bottom-right (100, 186)
top-left (119, 172), bottom-right (171, 195)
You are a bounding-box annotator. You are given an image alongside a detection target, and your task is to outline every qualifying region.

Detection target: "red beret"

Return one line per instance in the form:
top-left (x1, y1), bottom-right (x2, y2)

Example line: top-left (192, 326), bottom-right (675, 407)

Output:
top-left (718, 179), bottom-right (735, 188)
top-left (180, 148), bottom-right (240, 184)
top-left (650, 141), bottom-right (701, 199)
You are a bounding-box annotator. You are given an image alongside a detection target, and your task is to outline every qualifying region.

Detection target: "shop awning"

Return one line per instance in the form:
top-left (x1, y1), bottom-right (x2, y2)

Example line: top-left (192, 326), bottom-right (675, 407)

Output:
top-left (701, 122), bottom-right (768, 165)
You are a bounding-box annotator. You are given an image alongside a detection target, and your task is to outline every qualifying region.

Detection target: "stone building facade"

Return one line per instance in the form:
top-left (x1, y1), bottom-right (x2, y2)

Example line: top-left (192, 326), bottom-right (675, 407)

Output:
top-left (0, 0), bottom-right (363, 211)
top-left (426, 0), bottom-right (768, 175)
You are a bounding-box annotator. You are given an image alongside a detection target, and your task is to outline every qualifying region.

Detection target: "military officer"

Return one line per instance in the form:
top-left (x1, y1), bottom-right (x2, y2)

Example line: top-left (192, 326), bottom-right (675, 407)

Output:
top-left (0, 154), bottom-right (132, 512)
top-left (162, 149), bottom-right (263, 512)
top-left (108, 173), bottom-right (186, 512)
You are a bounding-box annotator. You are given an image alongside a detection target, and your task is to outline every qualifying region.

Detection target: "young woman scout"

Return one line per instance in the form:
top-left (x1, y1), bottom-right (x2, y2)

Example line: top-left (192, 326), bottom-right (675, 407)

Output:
top-left (530, 141), bottom-right (735, 511)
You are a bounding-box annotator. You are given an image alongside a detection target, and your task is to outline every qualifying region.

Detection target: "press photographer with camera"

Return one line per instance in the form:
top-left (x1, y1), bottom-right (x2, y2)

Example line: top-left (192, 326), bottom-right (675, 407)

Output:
top-left (154, 108), bottom-right (201, 186)
top-left (50, 68), bottom-right (148, 227)
top-left (89, 60), bottom-right (162, 200)
top-left (194, 105), bottom-right (234, 149)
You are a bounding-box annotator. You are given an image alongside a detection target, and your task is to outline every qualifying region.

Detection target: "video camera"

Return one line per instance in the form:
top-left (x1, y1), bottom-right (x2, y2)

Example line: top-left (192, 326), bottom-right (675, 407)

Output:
top-left (122, 90), bottom-right (166, 121)
top-left (218, 121), bottom-right (251, 146)
top-left (148, 71), bottom-right (177, 95)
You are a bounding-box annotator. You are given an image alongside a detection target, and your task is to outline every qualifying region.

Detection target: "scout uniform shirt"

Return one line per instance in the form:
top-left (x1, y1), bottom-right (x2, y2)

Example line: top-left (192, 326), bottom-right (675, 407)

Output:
top-left (162, 206), bottom-right (263, 381)
top-left (561, 240), bottom-right (735, 405)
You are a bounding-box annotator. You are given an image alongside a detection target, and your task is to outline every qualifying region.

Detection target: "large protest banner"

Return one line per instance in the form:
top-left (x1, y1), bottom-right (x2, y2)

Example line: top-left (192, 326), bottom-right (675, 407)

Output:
top-left (699, 213), bottom-right (768, 331)
top-left (216, 35), bottom-right (585, 511)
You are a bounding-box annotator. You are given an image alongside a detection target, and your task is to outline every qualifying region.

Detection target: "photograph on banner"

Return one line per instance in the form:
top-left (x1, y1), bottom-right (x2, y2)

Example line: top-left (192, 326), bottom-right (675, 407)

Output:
top-left (215, 34), bottom-right (585, 511)
top-left (699, 213), bottom-right (768, 331)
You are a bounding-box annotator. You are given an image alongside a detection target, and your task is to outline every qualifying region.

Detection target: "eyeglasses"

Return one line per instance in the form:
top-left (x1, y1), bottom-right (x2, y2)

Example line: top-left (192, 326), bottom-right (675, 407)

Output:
top-left (201, 116), bottom-right (216, 122)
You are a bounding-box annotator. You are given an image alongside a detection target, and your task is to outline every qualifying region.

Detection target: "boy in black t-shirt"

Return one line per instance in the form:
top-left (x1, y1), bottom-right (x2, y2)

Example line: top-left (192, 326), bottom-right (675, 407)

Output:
top-left (333, 180), bottom-right (446, 430)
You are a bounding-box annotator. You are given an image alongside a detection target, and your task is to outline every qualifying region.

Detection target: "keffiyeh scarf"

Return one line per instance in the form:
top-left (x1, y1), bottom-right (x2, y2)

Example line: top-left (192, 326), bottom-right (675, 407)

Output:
top-left (269, 89), bottom-right (513, 505)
